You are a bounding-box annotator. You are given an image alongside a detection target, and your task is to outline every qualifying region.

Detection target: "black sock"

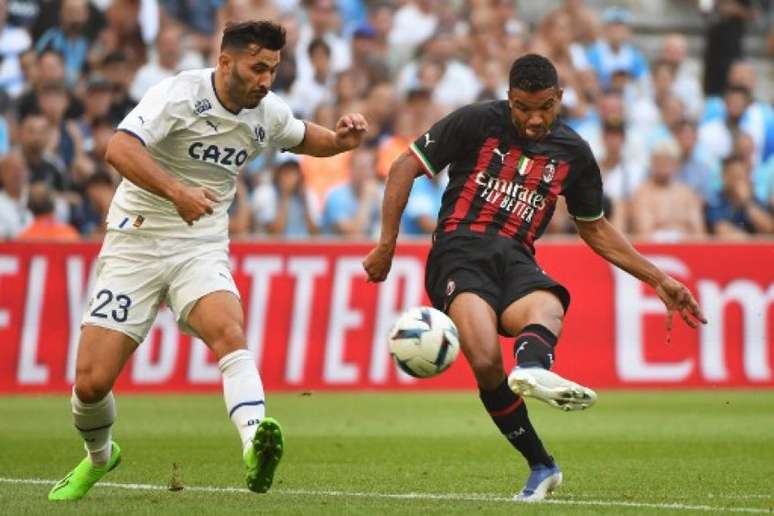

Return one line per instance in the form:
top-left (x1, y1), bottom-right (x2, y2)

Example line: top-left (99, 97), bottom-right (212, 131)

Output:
top-left (513, 324), bottom-right (558, 369)
top-left (479, 379), bottom-right (553, 467)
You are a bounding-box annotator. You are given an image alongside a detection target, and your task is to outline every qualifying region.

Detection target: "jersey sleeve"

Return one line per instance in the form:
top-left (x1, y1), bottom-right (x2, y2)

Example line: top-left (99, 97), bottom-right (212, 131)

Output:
top-left (269, 97), bottom-right (306, 151)
top-left (564, 143), bottom-right (605, 221)
top-left (117, 77), bottom-right (186, 147)
top-left (409, 104), bottom-right (480, 178)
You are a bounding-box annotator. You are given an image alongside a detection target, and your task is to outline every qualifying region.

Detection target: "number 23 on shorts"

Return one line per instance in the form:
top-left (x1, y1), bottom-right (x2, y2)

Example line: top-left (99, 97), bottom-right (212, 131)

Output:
top-left (89, 289), bottom-right (132, 323)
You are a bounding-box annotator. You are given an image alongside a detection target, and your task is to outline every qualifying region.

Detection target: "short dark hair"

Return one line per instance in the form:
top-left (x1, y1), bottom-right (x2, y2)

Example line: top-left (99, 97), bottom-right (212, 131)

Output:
top-left (39, 80), bottom-right (67, 95)
top-left (308, 37), bottom-right (331, 57)
top-left (91, 116), bottom-right (114, 130)
top-left (28, 183), bottom-right (55, 216)
top-left (672, 117), bottom-right (697, 131)
top-left (725, 84), bottom-right (752, 99)
top-left (509, 54), bottom-right (558, 92)
top-left (221, 21), bottom-right (286, 52)
top-left (603, 118), bottom-right (625, 134)
top-left (85, 170), bottom-right (115, 189)
top-left (722, 154), bottom-right (746, 171)
top-left (38, 48), bottom-right (64, 63)
top-left (20, 106), bottom-right (46, 123)
top-left (102, 51), bottom-right (128, 67)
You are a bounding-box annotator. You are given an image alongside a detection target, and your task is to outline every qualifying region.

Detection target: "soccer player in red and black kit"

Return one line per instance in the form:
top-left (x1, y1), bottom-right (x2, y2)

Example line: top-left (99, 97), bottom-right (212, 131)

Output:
top-left (363, 54), bottom-right (706, 502)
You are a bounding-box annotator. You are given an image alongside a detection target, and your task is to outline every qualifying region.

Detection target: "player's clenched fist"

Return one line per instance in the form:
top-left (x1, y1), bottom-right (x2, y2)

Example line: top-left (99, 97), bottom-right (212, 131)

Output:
top-left (172, 185), bottom-right (219, 225)
top-left (334, 113), bottom-right (368, 151)
top-left (363, 244), bottom-right (394, 282)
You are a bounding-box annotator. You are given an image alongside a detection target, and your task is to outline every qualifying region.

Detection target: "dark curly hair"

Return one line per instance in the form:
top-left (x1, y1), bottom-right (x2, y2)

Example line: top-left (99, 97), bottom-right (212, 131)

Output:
top-left (509, 54), bottom-right (559, 92)
top-left (221, 20), bottom-right (286, 52)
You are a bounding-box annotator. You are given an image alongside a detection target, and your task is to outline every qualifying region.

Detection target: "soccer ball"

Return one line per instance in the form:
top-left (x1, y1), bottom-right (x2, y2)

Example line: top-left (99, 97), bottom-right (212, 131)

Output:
top-left (388, 306), bottom-right (460, 378)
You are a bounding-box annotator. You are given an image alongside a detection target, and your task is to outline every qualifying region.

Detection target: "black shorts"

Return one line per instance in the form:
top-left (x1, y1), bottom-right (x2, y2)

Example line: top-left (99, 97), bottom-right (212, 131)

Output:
top-left (425, 234), bottom-right (570, 335)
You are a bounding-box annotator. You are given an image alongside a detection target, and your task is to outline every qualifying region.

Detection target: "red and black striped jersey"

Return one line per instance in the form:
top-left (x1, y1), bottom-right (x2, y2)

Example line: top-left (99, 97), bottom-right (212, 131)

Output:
top-left (409, 100), bottom-right (604, 252)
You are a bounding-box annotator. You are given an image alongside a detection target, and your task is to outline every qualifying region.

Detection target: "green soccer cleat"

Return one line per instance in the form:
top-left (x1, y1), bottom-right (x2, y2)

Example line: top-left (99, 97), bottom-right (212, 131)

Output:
top-left (48, 441), bottom-right (122, 501)
top-left (244, 417), bottom-right (284, 493)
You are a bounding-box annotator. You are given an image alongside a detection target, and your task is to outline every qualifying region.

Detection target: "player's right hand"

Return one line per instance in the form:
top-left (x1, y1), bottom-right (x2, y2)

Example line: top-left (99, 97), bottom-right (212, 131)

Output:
top-left (655, 276), bottom-right (707, 329)
top-left (363, 244), bottom-right (395, 282)
top-left (173, 185), bottom-right (218, 225)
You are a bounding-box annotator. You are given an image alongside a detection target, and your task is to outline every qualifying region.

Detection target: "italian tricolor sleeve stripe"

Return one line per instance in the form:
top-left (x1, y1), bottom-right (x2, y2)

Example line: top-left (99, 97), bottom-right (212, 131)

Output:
top-left (409, 142), bottom-right (436, 179)
top-left (572, 211), bottom-right (605, 221)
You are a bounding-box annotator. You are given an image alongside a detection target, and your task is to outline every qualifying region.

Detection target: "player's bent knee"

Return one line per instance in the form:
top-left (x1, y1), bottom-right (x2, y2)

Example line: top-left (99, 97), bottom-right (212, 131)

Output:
top-left (467, 353), bottom-right (504, 389)
top-left (74, 374), bottom-right (113, 403)
top-left (523, 298), bottom-right (564, 336)
top-left (533, 305), bottom-right (564, 329)
top-left (208, 322), bottom-right (247, 356)
top-left (220, 322), bottom-right (246, 346)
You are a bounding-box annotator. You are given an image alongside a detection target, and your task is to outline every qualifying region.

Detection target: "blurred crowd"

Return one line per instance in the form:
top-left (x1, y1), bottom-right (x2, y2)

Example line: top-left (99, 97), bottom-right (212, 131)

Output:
top-left (0, 0), bottom-right (773, 242)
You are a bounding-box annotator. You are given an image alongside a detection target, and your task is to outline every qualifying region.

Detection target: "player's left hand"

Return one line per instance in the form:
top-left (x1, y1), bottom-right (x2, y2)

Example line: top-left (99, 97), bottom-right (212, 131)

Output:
top-left (363, 243), bottom-right (394, 282)
top-left (655, 276), bottom-right (707, 329)
top-left (334, 113), bottom-right (368, 151)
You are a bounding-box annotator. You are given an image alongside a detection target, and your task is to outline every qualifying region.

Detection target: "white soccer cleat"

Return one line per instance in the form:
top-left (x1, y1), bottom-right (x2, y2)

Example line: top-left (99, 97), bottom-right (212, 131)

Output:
top-left (508, 366), bottom-right (597, 411)
top-left (513, 463), bottom-right (563, 502)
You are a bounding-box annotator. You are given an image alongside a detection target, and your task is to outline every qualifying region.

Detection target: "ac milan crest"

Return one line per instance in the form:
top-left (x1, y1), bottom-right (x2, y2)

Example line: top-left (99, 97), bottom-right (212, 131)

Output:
top-left (542, 160), bottom-right (556, 183)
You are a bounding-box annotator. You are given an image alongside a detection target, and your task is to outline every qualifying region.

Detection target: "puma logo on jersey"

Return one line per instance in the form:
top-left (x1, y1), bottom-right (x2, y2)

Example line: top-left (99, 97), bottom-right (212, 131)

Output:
top-left (137, 115), bottom-right (145, 126)
top-left (424, 133), bottom-right (435, 147)
top-left (188, 142), bottom-right (248, 167)
top-left (493, 148), bottom-right (510, 164)
top-left (205, 120), bottom-right (219, 132)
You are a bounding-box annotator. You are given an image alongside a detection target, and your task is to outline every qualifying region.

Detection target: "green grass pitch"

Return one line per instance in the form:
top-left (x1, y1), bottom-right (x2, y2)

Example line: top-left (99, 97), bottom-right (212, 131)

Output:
top-left (1, 391), bottom-right (772, 515)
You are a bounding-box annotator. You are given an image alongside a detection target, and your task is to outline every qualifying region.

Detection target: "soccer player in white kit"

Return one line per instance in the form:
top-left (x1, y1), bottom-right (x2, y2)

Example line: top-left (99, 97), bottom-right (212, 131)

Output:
top-left (49, 20), bottom-right (368, 501)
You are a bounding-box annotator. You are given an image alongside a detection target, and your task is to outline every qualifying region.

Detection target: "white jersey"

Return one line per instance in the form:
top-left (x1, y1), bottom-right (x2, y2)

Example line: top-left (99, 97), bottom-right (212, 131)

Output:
top-left (112, 68), bottom-right (306, 240)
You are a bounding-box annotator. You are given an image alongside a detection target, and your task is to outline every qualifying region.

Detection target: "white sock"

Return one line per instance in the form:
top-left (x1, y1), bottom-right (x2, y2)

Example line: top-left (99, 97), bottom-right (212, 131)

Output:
top-left (219, 349), bottom-right (265, 453)
top-left (71, 388), bottom-right (116, 466)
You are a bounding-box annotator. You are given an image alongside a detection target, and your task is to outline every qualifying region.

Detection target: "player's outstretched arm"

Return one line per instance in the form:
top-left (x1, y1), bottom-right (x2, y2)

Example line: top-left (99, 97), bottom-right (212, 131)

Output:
top-left (290, 114), bottom-right (368, 157)
top-left (106, 131), bottom-right (218, 226)
top-left (575, 216), bottom-right (707, 328)
top-left (363, 150), bottom-right (423, 282)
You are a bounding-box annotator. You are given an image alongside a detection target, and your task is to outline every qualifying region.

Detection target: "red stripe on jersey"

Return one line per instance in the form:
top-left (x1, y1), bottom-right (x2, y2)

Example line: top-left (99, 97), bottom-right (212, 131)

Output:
top-left (521, 160), bottom-right (571, 247)
top-left (497, 154), bottom-right (548, 238)
top-left (443, 137), bottom-right (499, 233)
top-left (469, 145), bottom-right (521, 233)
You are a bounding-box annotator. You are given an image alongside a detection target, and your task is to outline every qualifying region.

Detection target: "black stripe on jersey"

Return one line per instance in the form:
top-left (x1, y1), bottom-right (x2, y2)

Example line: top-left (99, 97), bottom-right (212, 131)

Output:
top-left (485, 148), bottom-right (533, 236)
top-left (457, 138), bottom-right (505, 232)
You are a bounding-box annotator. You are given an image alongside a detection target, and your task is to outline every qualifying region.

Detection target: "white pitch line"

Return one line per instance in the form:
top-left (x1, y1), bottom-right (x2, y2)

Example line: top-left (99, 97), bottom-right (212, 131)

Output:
top-left (566, 492), bottom-right (774, 501)
top-left (0, 477), bottom-right (770, 514)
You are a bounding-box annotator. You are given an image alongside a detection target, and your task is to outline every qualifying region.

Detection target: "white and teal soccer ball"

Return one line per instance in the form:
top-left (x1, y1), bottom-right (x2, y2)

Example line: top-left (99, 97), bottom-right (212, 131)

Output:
top-left (388, 306), bottom-right (460, 378)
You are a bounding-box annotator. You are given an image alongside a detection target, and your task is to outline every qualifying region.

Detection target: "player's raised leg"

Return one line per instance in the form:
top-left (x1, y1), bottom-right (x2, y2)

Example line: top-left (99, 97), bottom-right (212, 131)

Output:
top-left (186, 291), bottom-right (282, 493)
top-left (48, 326), bottom-right (137, 501)
top-left (502, 290), bottom-right (596, 412)
top-left (447, 293), bottom-right (557, 496)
